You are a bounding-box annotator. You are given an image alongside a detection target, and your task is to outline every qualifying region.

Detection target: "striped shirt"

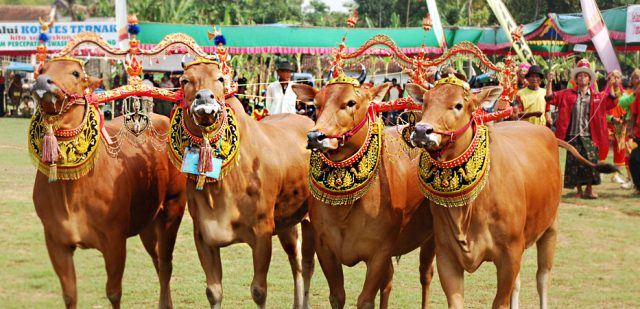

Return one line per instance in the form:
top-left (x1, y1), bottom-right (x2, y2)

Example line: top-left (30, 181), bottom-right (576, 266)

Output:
top-left (568, 90), bottom-right (591, 137)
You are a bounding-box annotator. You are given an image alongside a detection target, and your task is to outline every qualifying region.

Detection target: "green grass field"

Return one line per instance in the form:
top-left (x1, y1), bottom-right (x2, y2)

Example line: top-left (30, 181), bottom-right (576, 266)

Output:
top-left (0, 117), bottom-right (639, 308)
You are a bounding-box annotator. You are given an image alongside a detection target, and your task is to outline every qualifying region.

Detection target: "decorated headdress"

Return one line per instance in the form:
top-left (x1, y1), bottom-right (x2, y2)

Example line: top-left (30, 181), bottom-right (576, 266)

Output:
top-left (571, 59), bottom-right (596, 84)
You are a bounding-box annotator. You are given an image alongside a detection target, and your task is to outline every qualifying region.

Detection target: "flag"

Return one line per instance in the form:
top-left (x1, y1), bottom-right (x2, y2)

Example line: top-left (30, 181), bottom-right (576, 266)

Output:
top-left (425, 0), bottom-right (447, 49)
top-left (115, 0), bottom-right (128, 49)
top-left (580, 0), bottom-right (621, 72)
top-left (486, 0), bottom-right (536, 64)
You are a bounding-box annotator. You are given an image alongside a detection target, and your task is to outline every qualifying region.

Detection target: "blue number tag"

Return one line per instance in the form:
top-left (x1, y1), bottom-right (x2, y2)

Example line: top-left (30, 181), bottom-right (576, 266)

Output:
top-left (181, 147), bottom-right (223, 180)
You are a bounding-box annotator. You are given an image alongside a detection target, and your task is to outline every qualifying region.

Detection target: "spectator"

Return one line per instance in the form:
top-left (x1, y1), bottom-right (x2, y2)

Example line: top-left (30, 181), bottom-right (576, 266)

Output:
top-left (602, 70), bottom-right (625, 178)
top-left (0, 71), bottom-right (5, 116)
top-left (266, 61), bottom-right (297, 114)
top-left (517, 63), bottom-right (531, 89)
top-left (7, 73), bottom-right (22, 116)
top-left (624, 69), bottom-right (640, 190)
top-left (236, 77), bottom-right (252, 115)
top-left (546, 59), bottom-right (619, 199)
top-left (251, 102), bottom-right (269, 120)
top-left (160, 73), bottom-right (173, 88)
top-left (514, 65), bottom-right (550, 126)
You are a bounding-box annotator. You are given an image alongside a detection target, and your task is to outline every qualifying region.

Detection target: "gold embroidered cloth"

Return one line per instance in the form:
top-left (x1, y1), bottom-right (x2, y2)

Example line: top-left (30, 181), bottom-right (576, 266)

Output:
top-left (418, 125), bottom-right (490, 207)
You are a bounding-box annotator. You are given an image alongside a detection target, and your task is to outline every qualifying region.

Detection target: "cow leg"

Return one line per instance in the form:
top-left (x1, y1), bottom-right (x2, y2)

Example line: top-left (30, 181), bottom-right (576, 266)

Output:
top-left (315, 241), bottom-right (345, 308)
top-left (536, 220), bottom-right (557, 309)
top-left (492, 245), bottom-right (524, 309)
top-left (419, 240), bottom-right (436, 309)
top-left (510, 273), bottom-right (521, 309)
top-left (193, 225), bottom-right (223, 309)
top-left (103, 239), bottom-right (127, 309)
top-left (357, 249), bottom-right (393, 309)
top-left (277, 226), bottom-right (304, 309)
top-left (44, 232), bottom-right (77, 309)
top-left (250, 234), bottom-right (273, 308)
top-left (301, 219), bottom-right (315, 309)
top-left (436, 250), bottom-right (465, 309)
top-left (140, 209), bottom-right (182, 309)
top-left (378, 261), bottom-right (394, 309)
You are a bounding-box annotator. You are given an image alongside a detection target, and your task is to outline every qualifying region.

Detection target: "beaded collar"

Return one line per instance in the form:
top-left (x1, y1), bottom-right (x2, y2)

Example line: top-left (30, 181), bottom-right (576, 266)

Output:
top-left (28, 104), bottom-right (102, 180)
top-left (309, 119), bottom-right (382, 206)
top-left (418, 124), bottom-right (490, 207)
top-left (167, 105), bottom-right (240, 182)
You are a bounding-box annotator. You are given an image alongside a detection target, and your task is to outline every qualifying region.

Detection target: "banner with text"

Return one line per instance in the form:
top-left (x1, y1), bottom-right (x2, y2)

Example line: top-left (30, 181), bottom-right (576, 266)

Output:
top-left (0, 22), bottom-right (117, 52)
top-left (626, 5), bottom-right (640, 43)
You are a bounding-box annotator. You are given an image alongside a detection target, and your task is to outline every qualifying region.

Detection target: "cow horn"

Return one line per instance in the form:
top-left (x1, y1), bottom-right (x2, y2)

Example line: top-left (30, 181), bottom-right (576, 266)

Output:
top-left (327, 65), bottom-right (337, 81)
top-left (181, 54), bottom-right (188, 69)
top-left (357, 63), bottom-right (367, 85)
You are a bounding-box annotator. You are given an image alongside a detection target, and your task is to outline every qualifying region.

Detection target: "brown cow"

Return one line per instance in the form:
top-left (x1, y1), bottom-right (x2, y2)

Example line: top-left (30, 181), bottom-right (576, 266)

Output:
top-left (176, 61), bottom-right (315, 308)
top-left (30, 59), bottom-right (187, 309)
top-left (406, 80), bottom-right (561, 309)
top-left (293, 76), bottom-right (435, 309)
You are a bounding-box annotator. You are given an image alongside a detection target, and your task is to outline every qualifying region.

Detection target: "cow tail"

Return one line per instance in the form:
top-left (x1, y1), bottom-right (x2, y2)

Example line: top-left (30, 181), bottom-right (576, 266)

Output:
top-left (556, 139), bottom-right (619, 174)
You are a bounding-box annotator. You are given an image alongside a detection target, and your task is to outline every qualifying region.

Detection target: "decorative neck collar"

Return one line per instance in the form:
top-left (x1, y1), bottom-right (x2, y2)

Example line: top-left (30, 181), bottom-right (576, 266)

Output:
top-left (309, 120), bottom-right (383, 206)
top-left (48, 101), bottom-right (90, 138)
top-left (167, 105), bottom-right (240, 184)
top-left (418, 124), bottom-right (490, 207)
top-left (28, 104), bottom-right (102, 182)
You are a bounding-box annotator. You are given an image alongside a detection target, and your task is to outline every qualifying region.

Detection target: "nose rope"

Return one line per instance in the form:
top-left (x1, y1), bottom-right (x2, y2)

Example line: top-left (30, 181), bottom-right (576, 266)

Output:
top-left (425, 117), bottom-right (475, 159)
top-left (39, 80), bottom-right (88, 117)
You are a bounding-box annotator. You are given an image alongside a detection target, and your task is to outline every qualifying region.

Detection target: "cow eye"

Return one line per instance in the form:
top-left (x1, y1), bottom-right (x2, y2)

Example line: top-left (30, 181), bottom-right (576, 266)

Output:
top-left (72, 71), bottom-right (80, 78)
top-left (455, 103), bottom-right (463, 110)
top-left (218, 77), bottom-right (224, 83)
top-left (180, 78), bottom-right (189, 86)
top-left (347, 100), bottom-right (357, 108)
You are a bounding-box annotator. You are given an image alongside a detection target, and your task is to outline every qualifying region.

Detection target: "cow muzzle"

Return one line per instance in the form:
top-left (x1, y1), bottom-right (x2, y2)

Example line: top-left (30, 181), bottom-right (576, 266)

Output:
top-left (190, 89), bottom-right (222, 127)
top-left (32, 74), bottom-right (63, 113)
top-left (307, 131), bottom-right (339, 152)
top-left (410, 123), bottom-right (441, 150)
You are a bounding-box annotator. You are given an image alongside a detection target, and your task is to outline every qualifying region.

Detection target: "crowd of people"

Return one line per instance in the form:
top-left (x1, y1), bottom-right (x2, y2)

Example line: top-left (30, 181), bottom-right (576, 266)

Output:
top-left (512, 59), bottom-right (640, 199)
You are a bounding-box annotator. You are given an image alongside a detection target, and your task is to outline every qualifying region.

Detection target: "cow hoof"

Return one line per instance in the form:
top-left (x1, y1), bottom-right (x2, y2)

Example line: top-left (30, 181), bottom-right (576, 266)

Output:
top-left (62, 294), bottom-right (74, 308)
top-left (329, 296), bottom-right (344, 309)
top-left (206, 286), bottom-right (222, 307)
top-left (251, 286), bottom-right (266, 305)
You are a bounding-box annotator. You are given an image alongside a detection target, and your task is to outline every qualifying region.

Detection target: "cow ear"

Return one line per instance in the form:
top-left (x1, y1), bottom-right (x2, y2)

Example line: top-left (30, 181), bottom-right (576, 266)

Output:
top-left (473, 86), bottom-right (503, 110)
top-left (369, 82), bottom-right (391, 102)
top-left (86, 76), bottom-right (103, 92)
top-left (292, 84), bottom-right (318, 102)
top-left (405, 83), bottom-right (428, 104)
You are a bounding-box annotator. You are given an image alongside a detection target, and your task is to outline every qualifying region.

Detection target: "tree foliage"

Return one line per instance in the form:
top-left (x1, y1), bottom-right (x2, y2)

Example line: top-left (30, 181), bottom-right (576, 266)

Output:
top-left (83, 0), bottom-right (639, 27)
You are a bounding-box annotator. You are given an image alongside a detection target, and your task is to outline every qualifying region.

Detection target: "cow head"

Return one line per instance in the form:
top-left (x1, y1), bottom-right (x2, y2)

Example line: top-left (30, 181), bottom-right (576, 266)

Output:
top-left (406, 76), bottom-right (502, 157)
top-left (32, 58), bottom-right (102, 116)
top-left (180, 59), bottom-right (227, 130)
top-left (293, 66), bottom-right (389, 158)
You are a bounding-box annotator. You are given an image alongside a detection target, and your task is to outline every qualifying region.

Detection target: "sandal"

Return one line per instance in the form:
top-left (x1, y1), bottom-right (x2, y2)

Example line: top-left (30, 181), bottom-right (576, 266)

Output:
top-left (574, 192), bottom-right (583, 199)
top-left (583, 192), bottom-right (599, 199)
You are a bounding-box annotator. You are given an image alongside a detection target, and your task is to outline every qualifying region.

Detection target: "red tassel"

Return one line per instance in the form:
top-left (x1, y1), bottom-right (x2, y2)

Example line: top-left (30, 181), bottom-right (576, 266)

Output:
top-left (42, 124), bottom-right (60, 164)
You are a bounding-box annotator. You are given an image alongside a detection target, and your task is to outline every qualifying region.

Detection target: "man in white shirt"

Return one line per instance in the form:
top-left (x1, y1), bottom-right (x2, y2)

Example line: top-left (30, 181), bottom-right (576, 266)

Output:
top-left (266, 61), bottom-right (298, 114)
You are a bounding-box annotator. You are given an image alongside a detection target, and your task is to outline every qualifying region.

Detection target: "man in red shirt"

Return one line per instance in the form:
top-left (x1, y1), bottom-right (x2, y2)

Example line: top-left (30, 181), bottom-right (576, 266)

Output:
top-left (546, 59), bottom-right (618, 199)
